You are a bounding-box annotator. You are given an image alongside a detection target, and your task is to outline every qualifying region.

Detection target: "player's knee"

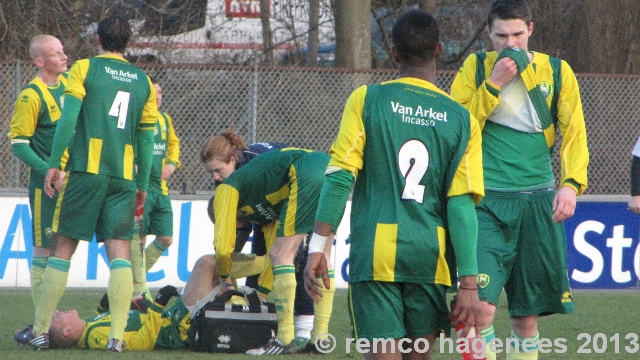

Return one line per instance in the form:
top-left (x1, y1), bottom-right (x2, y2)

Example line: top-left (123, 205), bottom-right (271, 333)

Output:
top-left (510, 315), bottom-right (539, 336)
top-left (193, 254), bottom-right (216, 273)
top-left (477, 300), bottom-right (497, 328)
top-left (158, 236), bottom-right (173, 247)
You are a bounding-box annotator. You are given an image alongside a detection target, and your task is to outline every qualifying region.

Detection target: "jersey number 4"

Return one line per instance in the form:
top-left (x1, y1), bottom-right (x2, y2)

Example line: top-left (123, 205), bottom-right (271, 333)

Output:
top-left (109, 91), bottom-right (130, 129)
top-left (399, 140), bottom-right (429, 204)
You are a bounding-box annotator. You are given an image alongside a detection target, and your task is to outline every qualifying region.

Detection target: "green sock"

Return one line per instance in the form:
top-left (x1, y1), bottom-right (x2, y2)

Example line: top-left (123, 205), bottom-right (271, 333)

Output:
top-left (108, 259), bottom-right (134, 341)
top-left (145, 239), bottom-right (168, 272)
top-left (33, 257), bottom-right (70, 335)
top-left (506, 331), bottom-right (539, 360)
top-left (30, 256), bottom-right (48, 312)
top-left (272, 264), bottom-right (297, 345)
top-left (481, 325), bottom-right (497, 360)
top-left (311, 269), bottom-right (335, 343)
top-left (130, 230), bottom-right (146, 295)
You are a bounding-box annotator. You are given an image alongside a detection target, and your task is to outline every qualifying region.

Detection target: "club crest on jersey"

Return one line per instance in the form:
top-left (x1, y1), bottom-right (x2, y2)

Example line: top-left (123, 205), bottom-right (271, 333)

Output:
top-left (477, 274), bottom-right (490, 288)
top-left (45, 227), bottom-right (53, 239)
top-left (538, 82), bottom-right (553, 100)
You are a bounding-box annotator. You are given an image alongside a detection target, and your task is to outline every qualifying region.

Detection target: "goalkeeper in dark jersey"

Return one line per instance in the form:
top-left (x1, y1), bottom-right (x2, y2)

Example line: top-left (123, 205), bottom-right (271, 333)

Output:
top-left (305, 9), bottom-right (484, 359)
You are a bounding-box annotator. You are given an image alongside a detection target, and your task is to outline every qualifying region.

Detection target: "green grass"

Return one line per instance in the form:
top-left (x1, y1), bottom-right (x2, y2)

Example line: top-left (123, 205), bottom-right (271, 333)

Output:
top-left (3, 289), bottom-right (640, 359)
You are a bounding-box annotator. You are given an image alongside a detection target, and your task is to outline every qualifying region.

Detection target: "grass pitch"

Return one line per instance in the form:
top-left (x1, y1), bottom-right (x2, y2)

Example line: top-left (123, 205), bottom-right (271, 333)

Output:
top-left (2, 289), bottom-right (639, 359)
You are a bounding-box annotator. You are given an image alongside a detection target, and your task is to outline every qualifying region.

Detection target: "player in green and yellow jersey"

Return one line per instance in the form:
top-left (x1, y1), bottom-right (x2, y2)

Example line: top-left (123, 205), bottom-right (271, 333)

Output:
top-left (8, 35), bottom-right (68, 341)
top-left (130, 76), bottom-right (181, 299)
top-left (20, 16), bottom-right (159, 353)
top-left (304, 10), bottom-right (484, 359)
top-left (449, 1), bottom-right (589, 359)
top-left (206, 147), bottom-right (336, 355)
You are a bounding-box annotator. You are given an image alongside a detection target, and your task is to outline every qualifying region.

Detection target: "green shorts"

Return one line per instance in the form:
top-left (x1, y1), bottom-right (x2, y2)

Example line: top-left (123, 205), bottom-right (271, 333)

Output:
top-left (28, 173), bottom-right (57, 248)
top-left (476, 189), bottom-right (575, 317)
top-left (54, 171), bottom-right (136, 242)
top-left (348, 281), bottom-right (449, 340)
top-left (141, 190), bottom-right (173, 237)
top-left (276, 151), bottom-right (332, 237)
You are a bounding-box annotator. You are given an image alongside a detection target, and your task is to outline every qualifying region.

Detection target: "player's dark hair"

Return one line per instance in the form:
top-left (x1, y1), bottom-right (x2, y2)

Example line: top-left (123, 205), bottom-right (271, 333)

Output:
top-left (97, 15), bottom-right (132, 53)
top-left (487, 0), bottom-right (532, 28)
top-left (200, 129), bottom-right (248, 164)
top-left (149, 75), bottom-right (158, 84)
top-left (207, 195), bottom-right (215, 223)
top-left (391, 10), bottom-right (440, 67)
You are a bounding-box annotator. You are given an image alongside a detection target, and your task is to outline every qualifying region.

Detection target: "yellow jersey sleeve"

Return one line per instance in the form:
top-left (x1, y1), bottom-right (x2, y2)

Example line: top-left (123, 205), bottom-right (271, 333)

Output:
top-left (327, 85), bottom-right (368, 176)
top-left (447, 114), bottom-right (485, 204)
top-left (140, 76), bottom-right (159, 130)
top-left (7, 88), bottom-right (41, 141)
top-left (65, 59), bottom-right (90, 101)
top-left (165, 112), bottom-right (181, 169)
top-left (213, 184), bottom-right (241, 278)
top-left (556, 61), bottom-right (589, 195)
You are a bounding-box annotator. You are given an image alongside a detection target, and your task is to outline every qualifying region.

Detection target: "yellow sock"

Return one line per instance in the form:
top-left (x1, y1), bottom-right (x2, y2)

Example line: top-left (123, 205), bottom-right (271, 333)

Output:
top-left (130, 230), bottom-right (146, 295)
top-left (30, 256), bottom-right (48, 312)
top-left (272, 264), bottom-right (296, 345)
top-left (481, 326), bottom-right (497, 360)
top-left (311, 269), bottom-right (335, 342)
top-left (145, 239), bottom-right (168, 272)
top-left (33, 257), bottom-right (70, 335)
top-left (108, 259), bottom-right (134, 341)
top-left (506, 331), bottom-right (539, 360)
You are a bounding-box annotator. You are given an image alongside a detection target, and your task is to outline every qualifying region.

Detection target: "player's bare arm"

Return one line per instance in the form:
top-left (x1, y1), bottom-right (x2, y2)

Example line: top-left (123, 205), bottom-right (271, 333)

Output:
top-left (552, 185), bottom-right (577, 223)
top-left (304, 221), bottom-right (333, 302)
top-left (161, 163), bottom-right (176, 180)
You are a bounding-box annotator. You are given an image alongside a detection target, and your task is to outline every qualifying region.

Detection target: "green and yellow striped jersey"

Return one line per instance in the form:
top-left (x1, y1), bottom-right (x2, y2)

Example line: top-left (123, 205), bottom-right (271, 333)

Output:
top-left (149, 111), bottom-right (181, 195)
top-left (329, 78), bottom-right (484, 284)
top-left (63, 55), bottom-right (157, 180)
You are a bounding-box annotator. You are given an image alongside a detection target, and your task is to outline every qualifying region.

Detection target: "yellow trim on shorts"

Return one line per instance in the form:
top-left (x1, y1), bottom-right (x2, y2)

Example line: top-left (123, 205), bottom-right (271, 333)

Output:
top-left (124, 144), bottom-right (134, 180)
top-left (52, 174), bottom-right (70, 232)
top-left (373, 223), bottom-right (397, 281)
top-left (348, 284), bottom-right (359, 339)
top-left (34, 188), bottom-right (42, 247)
top-left (87, 138), bottom-right (102, 174)
top-left (435, 226), bottom-right (452, 286)
top-left (283, 165), bottom-right (298, 236)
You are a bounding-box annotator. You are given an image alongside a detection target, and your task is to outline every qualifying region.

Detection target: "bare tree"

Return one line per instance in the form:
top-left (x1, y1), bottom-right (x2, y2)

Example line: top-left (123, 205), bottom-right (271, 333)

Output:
top-left (307, 0), bottom-right (320, 66)
top-left (259, 0), bottom-right (274, 65)
top-left (335, 0), bottom-right (371, 68)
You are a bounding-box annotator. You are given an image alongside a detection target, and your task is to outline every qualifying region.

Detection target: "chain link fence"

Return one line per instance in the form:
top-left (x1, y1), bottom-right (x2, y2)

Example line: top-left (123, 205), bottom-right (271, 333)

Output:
top-left (1, 61), bottom-right (639, 195)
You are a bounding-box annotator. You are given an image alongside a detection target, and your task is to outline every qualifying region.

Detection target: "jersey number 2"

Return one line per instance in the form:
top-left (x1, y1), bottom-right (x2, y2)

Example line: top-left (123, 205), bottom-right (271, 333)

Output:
top-left (399, 140), bottom-right (429, 204)
top-left (109, 91), bottom-right (130, 129)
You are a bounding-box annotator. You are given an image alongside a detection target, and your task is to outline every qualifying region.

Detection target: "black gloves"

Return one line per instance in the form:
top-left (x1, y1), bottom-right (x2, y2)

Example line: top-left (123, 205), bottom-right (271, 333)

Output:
top-left (155, 285), bottom-right (179, 306)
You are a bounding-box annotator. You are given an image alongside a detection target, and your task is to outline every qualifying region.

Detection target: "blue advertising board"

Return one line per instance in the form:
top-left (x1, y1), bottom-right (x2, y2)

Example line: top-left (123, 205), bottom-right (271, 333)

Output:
top-left (566, 201), bottom-right (640, 289)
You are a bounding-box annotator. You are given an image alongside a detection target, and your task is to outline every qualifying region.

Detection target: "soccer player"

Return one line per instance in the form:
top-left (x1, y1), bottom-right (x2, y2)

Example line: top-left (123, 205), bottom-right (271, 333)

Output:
top-left (449, 1), bottom-right (589, 359)
top-left (204, 146), bottom-right (336, 355)
top-left (304, 9), bottom-right (484, 360)
top-left (7, 35), bottom-right (67, 338)
top-left (202, 132), bottom-right (316, 348)
top-left (47, 285), bottom-right (185, 350)
top-left (130, 76), bottom-right (181, 299)
top-left (19, 15), bottom-right (158, 352)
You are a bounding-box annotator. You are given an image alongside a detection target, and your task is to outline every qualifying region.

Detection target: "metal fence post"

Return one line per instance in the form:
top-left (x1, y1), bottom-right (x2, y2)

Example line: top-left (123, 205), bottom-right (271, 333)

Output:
top-left (11, 59), bottom-right (21, 188)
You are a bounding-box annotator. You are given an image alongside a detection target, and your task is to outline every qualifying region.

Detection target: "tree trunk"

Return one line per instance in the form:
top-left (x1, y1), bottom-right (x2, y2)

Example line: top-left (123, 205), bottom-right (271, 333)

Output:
top-left (260, 0), bottom-right (274, 65)
top-left (334, 0), bottom-right (371, 69)
top-left (307, 0), bottom-right (320, 66)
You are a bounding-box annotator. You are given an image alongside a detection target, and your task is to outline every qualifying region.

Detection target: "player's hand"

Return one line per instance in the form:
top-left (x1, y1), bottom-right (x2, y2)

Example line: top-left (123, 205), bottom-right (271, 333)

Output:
top-left (450, 280), bottom-right (482, 338)
top-left (489, 57), bottom-right (519, 87)
top-left (552, 185), bottom-right (577, 223)
top-left (161, 163), bottom-right (176, 180)
top-left (304, 252), bottom-right (329, 303)
top-left (628, 196), bottom-right (640, 214)
top-left (55, 171), bottom-right (66, 191)
top-left (135, 190), bottom-right (147, 219)
top-left (44, 168), bottom-right (60, 198)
